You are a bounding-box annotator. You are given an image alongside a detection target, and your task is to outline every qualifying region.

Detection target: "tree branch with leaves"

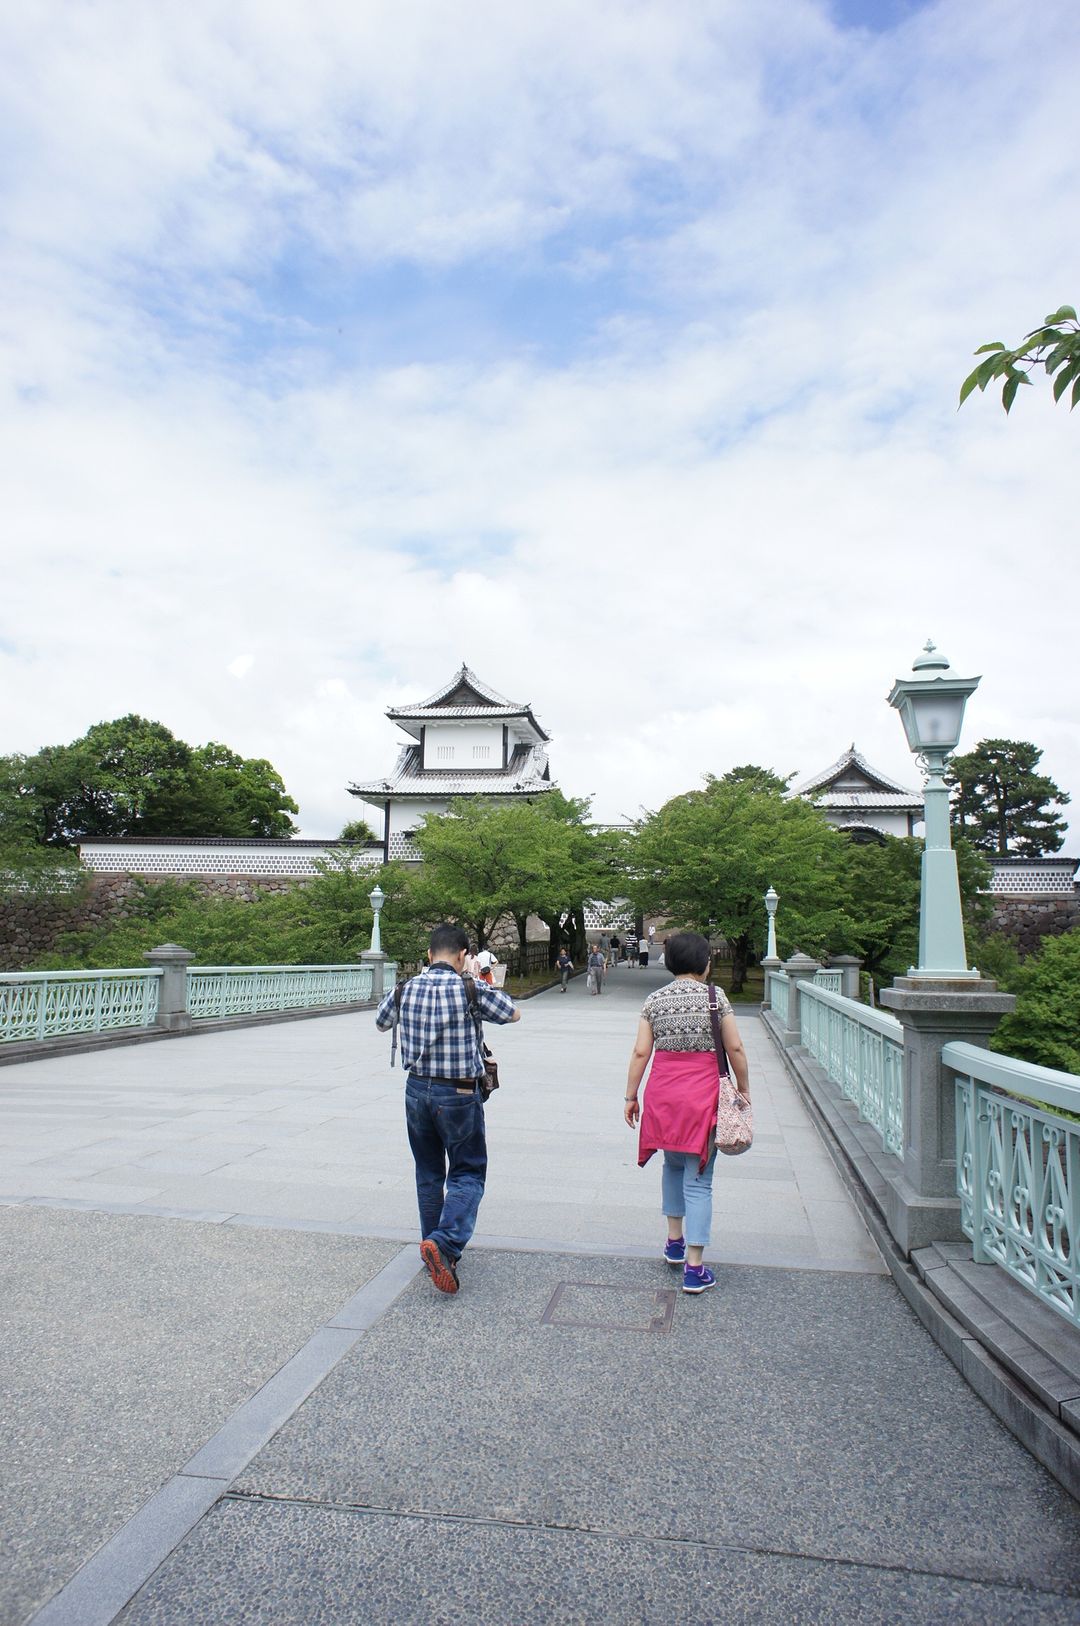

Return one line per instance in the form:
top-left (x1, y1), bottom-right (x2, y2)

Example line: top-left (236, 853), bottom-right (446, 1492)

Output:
top-left (960, 305), bottom-right (1080, 414)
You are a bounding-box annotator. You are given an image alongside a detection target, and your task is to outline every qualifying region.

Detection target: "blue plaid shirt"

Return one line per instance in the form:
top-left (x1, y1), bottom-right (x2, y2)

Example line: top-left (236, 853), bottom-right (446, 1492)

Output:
top-left (375, 963), bottom-right (516, 1078)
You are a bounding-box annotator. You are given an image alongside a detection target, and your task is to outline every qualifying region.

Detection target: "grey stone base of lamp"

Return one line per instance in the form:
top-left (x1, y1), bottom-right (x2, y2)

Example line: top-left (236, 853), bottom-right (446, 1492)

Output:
top-left (360, 949), bottom-right (388, 1001)
top-left (879, 977), bottom-right (1016, 1252)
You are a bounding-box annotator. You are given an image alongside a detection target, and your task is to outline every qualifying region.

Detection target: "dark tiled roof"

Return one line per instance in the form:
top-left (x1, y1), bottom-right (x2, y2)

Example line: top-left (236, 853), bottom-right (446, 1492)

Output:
top-left (793, 746), bottom-right (917, 799)
top-left (350, 743), bottom-right (554, 799)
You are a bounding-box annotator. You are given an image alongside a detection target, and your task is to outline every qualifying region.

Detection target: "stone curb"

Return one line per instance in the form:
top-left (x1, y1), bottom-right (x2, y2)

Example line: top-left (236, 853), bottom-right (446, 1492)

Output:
top-left (759, 1009), bottom-right (1080, 1503)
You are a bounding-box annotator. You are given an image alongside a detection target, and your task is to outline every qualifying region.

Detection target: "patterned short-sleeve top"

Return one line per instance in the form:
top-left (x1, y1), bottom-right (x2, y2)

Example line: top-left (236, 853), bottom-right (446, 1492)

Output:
top-left (641, 979), bottom-right (733, 1051)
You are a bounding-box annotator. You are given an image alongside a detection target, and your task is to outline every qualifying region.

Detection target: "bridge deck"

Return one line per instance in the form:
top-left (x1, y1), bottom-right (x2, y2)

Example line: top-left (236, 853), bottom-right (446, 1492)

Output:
top-left (3, 965), bottom-right (1079, 1623)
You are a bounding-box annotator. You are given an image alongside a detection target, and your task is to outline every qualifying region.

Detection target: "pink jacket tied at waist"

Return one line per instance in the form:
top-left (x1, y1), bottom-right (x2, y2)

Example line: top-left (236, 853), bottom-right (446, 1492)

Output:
top-left (637, 1049), bottom-right (720, 1173)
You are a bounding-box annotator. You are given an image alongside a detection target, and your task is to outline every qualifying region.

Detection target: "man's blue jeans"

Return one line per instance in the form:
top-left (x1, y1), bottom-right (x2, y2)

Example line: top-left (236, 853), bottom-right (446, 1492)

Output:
top-left (405, 1074), bottom-right (487, 1263)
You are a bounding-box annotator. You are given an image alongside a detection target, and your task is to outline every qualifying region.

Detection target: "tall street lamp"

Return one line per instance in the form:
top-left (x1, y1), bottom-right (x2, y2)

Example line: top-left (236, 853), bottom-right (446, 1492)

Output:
top-left (368, 883), bottom-right (386, 956)
top-left (887, 641), bottom-right (980, 979)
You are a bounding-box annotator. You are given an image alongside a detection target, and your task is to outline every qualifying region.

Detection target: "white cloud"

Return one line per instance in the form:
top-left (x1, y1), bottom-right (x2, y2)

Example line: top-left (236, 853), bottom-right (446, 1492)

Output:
top-left (1, 0), bottom-right (1078, 849)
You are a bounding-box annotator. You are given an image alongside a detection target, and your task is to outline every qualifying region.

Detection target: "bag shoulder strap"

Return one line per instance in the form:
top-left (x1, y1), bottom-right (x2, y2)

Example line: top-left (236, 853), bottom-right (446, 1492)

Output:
top-left (461, 973), bottom-right (482, 1032)
top-left (389, 976), bottom-right (411, 1069)
top-left (461, 974), bottom-right (492, 1065)
top-left (706, 983), bottom-right (730, 1079)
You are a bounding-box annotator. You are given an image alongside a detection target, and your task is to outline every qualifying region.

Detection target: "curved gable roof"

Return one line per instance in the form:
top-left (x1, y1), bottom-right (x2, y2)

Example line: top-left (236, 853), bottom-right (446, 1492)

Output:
top-left (792, 744), bottom-right (916, 799)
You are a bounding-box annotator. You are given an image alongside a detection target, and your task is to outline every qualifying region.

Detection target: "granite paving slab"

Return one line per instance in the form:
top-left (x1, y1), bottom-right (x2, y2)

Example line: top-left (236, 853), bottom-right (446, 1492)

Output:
top-left (0, 1205), bottom-right (398, 1626)
top-left (0, 973), bottom-right (882, 1267)
top-left (115, 1498), bottom-right (1080, 1626)
top-left (234, 1250), bottom-right (1080, 1597)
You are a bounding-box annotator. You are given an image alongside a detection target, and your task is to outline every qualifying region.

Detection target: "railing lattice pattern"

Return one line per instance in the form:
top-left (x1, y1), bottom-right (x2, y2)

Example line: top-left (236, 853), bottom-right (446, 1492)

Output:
top-left (0, 970), bottom-right (162, 1043)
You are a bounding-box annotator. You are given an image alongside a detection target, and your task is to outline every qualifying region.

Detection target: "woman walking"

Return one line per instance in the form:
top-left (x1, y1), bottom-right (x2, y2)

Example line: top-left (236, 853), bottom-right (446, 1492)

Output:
top-left (623, 932), bottom-right (750, 1294)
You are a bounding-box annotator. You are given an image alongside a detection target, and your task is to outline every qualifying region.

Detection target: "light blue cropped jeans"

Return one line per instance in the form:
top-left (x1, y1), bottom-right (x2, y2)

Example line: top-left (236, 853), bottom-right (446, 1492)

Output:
top-left (661, 1150), bottom-right (717, 1247)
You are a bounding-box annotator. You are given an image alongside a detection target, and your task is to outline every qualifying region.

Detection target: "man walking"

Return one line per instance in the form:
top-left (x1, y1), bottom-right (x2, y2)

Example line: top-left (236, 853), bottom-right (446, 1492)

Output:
top-left (587, 942), bottom-right (606, 995)
top-left (376, 923), bottom-right (519, 1294)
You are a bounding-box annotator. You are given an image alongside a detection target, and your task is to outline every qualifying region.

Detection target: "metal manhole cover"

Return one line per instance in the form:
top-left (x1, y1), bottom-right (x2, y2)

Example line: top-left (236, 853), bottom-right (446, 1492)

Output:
top-left (540, 1281), bottom-right (676, 1335)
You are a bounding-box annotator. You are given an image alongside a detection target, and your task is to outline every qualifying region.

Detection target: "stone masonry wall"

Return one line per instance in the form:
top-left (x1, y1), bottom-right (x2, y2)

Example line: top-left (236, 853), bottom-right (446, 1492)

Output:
top-left (989, 893), bottom-right (1080, 958)
top-left (0, 873), bottom-right (311, 971)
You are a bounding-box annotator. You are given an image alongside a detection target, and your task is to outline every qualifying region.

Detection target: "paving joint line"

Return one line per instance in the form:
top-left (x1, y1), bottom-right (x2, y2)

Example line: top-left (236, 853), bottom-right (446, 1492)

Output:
top-left (0, 1193), bottom-right (886, 1275)
top-left (221, 1488), bottom-right (1079, 1601)
top-left (25, 1244), bottom-right (422, 1626)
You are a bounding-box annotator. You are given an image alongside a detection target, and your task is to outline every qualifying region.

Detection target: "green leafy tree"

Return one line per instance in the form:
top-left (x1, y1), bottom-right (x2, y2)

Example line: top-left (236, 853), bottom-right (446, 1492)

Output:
top-left (628, 780), bottom-right (849, 992)
top-left (843, 836), bottom-right (992, 984)
top-left (184, 743), bottom-right (299, 837)
top-left (2, 716), bottom-right (299, 844)
top-left (407, 793), bottom-right (622, 958)
top-left (0, 753), bottom-right (87, 899)
top-left (718, 765), bottom-right (794, 795)
top-left (960, 305), bottom-right (1080, 414)
top-left (339, 818), bottom-right (378, 844)
top-left (946, 739), bottom-right (1069, 857)
top-left (991, 929), bottom-right (1080, 1075)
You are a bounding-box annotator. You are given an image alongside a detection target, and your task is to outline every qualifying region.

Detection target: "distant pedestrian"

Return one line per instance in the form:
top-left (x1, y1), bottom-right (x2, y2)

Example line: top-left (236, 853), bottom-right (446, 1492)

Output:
top-left (610, 933), bottom-right (621, 967)
top-left (624, 931), bottom-right (750, 1295)
top-left (556, 948), bottom-right (574, 992)
top-left (638, 935), bottom-right (649, 968)
top-left (464, 944), bottom-right (481, 979)
top-left (376, 924), bottom-right (520, 1294)
top-left (587, 943), bottom-right (606, 995)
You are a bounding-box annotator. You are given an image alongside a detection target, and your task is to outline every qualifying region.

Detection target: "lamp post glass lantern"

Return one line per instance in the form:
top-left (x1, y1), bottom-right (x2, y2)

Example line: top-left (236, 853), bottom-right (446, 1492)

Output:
top-left (887, 642), bottom-right (980, 978)
top-left (368, 884), bottom-right (386, 956)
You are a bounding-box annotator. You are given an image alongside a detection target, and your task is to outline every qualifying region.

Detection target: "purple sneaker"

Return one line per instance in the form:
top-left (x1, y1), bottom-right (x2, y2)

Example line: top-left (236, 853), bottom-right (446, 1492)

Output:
top-left (682, 1263), bottom-right (716, 1295)
top-left (663, 1236), bottom-right (686, 1266)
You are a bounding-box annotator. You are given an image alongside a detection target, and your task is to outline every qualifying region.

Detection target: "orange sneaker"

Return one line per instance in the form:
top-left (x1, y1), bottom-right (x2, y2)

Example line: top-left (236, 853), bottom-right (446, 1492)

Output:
top-left (420, 1238), bottom-right (460, 1294)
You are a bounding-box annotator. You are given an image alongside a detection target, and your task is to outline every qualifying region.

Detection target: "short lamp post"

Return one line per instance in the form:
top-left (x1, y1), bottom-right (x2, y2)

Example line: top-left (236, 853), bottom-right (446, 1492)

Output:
top-left (887, 642), bottom-right (980, 980)
top-left (368, 884), bottom-right (386, 956)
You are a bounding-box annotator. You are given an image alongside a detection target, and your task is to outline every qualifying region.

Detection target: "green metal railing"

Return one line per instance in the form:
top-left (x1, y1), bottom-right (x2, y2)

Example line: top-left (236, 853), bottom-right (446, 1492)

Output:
top-left (948, 1041), bottom-right (1080, 1330)
top-left (186, 963), bottom-right (394, 1020)
top-left (0, 969), bottom-right (162, 1043)
top-left (768, 970), bottom-right (790, 1025)
top-left (799, 980), bottom-right (905, 1157)
top-left (812, 968), bottom-right (843, 994)
top-left (1, 960), bottom-right (395, 1044)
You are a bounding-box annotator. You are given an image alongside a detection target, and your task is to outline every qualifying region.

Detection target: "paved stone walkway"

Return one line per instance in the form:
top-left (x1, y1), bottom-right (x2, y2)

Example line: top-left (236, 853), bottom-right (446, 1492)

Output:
top-left (3, 965), bottom-right (1079, 1623)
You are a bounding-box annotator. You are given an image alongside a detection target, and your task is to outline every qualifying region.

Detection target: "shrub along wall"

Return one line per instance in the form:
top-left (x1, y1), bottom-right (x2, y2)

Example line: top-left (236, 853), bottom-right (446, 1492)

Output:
top-left (0, 874), bottom-right (306, 970)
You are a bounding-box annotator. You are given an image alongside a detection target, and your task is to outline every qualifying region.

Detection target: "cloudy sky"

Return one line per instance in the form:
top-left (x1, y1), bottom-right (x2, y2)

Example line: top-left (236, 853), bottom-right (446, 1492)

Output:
top-left (2, 0), bottom-right (1077, 840)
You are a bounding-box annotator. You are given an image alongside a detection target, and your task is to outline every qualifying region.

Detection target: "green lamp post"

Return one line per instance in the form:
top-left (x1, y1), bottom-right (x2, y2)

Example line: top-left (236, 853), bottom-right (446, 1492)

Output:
top-left (887, 641), bottom-right (980, 979)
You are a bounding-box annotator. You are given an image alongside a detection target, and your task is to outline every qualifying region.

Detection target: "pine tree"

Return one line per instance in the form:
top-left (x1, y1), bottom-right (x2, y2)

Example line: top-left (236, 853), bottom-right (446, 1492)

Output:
top-left (946, 739), bottom-right (1069, 857)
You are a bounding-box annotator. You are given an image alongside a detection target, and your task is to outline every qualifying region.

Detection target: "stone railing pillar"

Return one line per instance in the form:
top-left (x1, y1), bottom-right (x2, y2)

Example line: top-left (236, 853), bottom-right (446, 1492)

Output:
top-left (879, 976), bottom-right (1016, 1250)
top-left (780, 951), bottom-right (821, 1045)
top-left (828, 955), bottom-right (862, 1001)
top-left (760, 958), bottom-right (782, 1007)
top-left (361, 948), bottom-right (387, 1002)
top-left (144, 944), bottom-right (194, 1031)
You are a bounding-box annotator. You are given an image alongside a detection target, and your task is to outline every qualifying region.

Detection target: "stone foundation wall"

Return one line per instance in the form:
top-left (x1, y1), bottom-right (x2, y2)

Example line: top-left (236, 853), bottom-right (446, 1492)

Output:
top-left (0, 873), bottom-right (311, 971)
top-left (989, 893), bottom-right (1080, 957)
